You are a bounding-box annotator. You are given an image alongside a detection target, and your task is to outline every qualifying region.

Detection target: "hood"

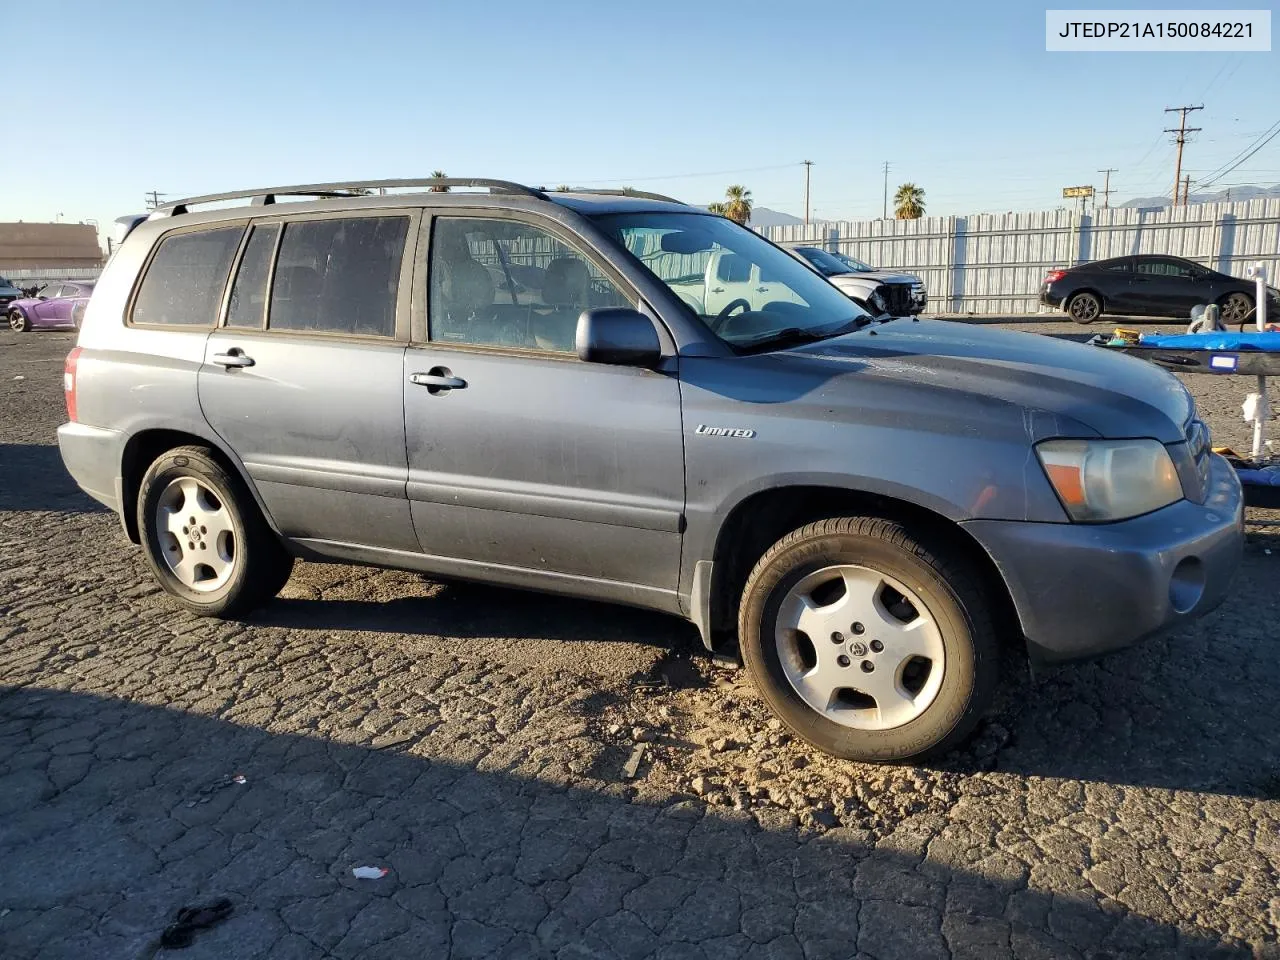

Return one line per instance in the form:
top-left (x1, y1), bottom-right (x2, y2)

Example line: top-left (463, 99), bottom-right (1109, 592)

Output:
top-left (786, 319), bottom-right (1193, 443)
top-left (829, 271), bottom-right (919, 286)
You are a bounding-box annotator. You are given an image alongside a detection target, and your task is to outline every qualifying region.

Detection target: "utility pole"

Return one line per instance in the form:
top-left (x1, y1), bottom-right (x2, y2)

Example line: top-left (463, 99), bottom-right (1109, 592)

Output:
top-left (802, 160), bottom-right (814, 226)
top-left (1097, 168), bottom-right (1117, 208)
top-left (144, 190), bottom-right (168, 210)
top-left (1183, 173), bottom-right (1191, 207)
top-left (1163, 104), bottom-right (1203, 208)
top-left (882, 161), bottom-right (890, 219)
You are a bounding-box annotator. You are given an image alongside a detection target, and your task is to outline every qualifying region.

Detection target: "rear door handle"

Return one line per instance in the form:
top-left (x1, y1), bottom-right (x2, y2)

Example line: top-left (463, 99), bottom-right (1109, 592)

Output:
top-left (410, 367), bottom-right (467, 393)
top-left (755, 286), bottom-right (769, 293)
top-left (710, 287), bottom-right (724, 293)
top-left (212, 350), bottom-right (254, 368)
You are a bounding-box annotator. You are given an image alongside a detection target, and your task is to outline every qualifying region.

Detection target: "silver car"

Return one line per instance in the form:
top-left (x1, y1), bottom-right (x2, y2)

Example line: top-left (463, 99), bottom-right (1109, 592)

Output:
top-left (58, 177), bottom-right (1243, 761)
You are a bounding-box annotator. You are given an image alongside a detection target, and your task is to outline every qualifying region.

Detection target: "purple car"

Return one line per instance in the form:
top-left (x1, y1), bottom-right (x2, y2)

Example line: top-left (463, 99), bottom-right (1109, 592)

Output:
top-left (8, 280), bottom-right (96, 332)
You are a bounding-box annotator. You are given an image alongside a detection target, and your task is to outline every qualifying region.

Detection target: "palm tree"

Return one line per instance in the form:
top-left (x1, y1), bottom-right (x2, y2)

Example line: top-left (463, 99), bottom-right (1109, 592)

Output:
top-left (555, 185), bottom-right (573, 192)
top-left (723, 185), bottom-right (753, 225)
top-left (893, 183), bottom-right (925, 219)
top-left (430, 170), bottom-right (449, 193)
top-left (706, 201), bottom-right (728, 216)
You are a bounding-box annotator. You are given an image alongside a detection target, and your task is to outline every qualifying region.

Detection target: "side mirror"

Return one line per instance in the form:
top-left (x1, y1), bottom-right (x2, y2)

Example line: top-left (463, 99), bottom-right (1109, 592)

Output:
top-left (576, 308), bottom-right (662, 367)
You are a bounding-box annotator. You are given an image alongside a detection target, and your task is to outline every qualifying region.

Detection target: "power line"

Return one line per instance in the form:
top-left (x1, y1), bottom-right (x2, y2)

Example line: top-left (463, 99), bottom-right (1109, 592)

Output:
top-left (1196, 119), bottom-right (1280, 188)
top-left (1164, 104), bottom-right (1203, 205)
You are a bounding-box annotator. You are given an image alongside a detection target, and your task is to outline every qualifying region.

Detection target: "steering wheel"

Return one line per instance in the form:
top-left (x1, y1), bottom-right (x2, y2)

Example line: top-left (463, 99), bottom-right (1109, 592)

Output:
top-left (709, 298), bottom-right (751, 332)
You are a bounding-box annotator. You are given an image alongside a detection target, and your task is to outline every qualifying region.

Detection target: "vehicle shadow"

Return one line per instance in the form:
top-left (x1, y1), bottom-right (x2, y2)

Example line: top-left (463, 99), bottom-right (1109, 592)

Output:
top-left (0, 443), bottom-right (106, 514)
top-left (0, 684), bottom-right (1252, 959)
top-left (254, 578), bottom-right (703, 652)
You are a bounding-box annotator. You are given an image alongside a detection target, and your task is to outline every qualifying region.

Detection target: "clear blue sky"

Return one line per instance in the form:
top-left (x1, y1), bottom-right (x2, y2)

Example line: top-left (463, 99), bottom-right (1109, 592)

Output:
top-left (3, 0), bottom-right (1277, 239)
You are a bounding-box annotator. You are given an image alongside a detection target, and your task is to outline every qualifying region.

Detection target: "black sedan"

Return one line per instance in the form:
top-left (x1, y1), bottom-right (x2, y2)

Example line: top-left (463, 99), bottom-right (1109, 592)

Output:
top-left (1041, 254), bottom-right (1279, 325)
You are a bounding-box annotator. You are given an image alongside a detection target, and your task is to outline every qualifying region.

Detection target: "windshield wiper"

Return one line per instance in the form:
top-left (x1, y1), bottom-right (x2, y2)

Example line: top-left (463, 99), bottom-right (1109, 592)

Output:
top-left (735, 320), bottom-right (863, 354)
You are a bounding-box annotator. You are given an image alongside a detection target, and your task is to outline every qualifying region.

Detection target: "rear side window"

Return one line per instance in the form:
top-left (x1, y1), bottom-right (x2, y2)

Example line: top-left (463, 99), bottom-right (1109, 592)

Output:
top-left (268, 217), bottom-right (408, 337)
top-left (132, 227), bottom-right (243, 326)
top-left (226, 224), bottom-right (280, 328)
top-left (1102, 260), bottom-right (1131, 272)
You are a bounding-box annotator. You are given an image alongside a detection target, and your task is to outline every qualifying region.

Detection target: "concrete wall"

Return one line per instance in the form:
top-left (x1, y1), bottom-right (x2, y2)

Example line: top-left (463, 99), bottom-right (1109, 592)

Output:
top-left (761, 198), bottom-right (1280, 315)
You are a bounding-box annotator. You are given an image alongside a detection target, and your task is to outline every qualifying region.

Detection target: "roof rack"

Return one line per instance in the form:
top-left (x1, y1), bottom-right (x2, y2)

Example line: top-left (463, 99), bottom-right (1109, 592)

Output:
top-left (560, 187), bottom-right (684, 204)
top-left (153, 178), bottom-right (548, 217)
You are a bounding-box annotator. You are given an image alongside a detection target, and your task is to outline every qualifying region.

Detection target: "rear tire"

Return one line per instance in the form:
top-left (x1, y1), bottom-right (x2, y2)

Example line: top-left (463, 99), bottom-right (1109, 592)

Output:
top-left (137, 445), bottom-right (293, 617)
top-left (8, 311), bottom-right (30, 332)
top-left (1066, 291), bottom-right (1102, 324)
top-left (1219, 292), bottom-right (1253, 326)
top-left (738, 516), bottom-right (998, 762)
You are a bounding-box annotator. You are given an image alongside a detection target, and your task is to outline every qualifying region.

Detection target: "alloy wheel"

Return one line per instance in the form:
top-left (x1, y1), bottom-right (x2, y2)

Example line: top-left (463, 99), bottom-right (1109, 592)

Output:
top-left (1221, 293), bottom-right (1252, 325)
top-left (155, 476), bottom-right (237, 592)
top-left (774, 564), bottom-right (946, 730)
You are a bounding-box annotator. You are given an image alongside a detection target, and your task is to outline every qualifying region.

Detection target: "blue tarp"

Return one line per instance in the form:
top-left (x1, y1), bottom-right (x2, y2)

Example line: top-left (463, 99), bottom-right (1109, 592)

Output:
top-left (1139, 331), bottom-right (1280, 351)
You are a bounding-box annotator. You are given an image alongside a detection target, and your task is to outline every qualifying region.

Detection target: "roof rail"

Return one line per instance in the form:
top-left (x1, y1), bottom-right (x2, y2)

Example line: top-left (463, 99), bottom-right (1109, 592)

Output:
top-left (153, 178), bottom-right (548, 217)
top-left (560, 187), bottom-right (685, 204)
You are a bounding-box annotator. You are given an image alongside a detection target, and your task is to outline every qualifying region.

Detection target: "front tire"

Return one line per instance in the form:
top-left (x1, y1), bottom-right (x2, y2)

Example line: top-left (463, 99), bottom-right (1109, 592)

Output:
top-left (1066, 291), bottom-right (1102, 324)
top-left (9, 311), bottom-right (30, 332)
top-left (137, 445), bottom-right (293, 617)
top-left (739, 517), bottom-right (998, 762)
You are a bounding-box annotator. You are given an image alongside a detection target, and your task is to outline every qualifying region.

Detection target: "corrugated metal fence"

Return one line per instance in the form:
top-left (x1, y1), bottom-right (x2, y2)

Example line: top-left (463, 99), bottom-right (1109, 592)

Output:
top-left (761, 198), bottom-right (1280, 315)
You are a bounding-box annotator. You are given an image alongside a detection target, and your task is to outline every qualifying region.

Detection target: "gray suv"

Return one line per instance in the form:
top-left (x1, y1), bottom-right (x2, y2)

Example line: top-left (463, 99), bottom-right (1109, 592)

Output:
top-left (58, 178), bottom-right (1244, 761)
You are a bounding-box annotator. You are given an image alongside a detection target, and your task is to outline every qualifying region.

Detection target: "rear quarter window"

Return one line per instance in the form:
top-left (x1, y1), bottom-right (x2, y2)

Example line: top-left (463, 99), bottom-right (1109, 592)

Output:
top-left (131, 226), bottom-right (244, 326)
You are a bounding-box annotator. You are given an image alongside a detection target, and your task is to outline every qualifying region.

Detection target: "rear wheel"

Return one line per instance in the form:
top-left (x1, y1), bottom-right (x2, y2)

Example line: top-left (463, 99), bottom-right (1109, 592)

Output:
top-left (1066, 291), bottom-right (1102, 324)
top-left (738, 516), bottom-right (998, 762)
top-left (1219, 292), bottom-right (1253, 326)
top-left (137, 445), bottom-right (293, 617)
top-left (8, 311), bottom-right (30, 332)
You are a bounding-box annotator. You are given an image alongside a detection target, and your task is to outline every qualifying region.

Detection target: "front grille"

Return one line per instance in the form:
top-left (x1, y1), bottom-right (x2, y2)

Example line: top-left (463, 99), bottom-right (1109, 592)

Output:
top-left (876, 284), bottom-right (914, 316)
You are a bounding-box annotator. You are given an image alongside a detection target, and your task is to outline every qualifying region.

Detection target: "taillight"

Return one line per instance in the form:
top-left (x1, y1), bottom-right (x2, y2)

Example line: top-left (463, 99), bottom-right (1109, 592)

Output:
top-left (1045, 270), bottom-right (1067, 284)
top-left (64, 347), bottom-right (81, 423)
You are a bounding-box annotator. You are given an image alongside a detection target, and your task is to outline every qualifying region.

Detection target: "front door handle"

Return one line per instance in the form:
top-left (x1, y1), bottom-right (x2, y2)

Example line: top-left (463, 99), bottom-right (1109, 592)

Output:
top-left (410, 366), bottom-right (467, 394)
top-left (212, 349), bottom-right (255, 368)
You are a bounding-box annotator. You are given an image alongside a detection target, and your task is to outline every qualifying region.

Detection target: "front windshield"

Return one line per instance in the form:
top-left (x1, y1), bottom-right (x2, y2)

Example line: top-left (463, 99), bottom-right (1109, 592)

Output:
top-left (794, 247), bottom-right (857, 277)
top-left (594, 212), bottom-right (868, 349)
top-left (831, 251), bottom-right (874, 272)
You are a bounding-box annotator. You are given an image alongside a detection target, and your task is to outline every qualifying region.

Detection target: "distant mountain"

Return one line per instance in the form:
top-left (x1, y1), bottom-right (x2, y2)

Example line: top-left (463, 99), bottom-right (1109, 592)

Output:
top-left (1119, 183), bottom-right (1280, 209)
top-left (693, 205), bottom-right (806, 228)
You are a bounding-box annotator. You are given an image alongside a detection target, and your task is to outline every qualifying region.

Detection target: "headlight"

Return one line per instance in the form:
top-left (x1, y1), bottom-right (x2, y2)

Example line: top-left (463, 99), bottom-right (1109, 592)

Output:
top-left (1036, 438), bottom-right (1183, 522)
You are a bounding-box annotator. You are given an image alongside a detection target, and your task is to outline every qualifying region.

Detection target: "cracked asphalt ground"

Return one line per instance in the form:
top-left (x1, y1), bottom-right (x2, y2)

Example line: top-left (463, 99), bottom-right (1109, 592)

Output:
top-left (2, 322), bottom-right (1279, 960)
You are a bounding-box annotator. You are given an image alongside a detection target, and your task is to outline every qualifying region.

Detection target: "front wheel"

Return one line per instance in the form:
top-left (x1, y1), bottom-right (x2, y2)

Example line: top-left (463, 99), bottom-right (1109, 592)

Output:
top-left (137, 445), bottom-right (294, 617)
top-left (1066, 291), bottom-right (1102, 324)
top-left (9, 311), bottom-right (30, 332)
top-left (739, 517), bottom-right (998, 762)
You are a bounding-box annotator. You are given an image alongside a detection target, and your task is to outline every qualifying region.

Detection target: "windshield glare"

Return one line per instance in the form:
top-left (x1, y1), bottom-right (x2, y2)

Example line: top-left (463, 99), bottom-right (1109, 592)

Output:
top-left (594, 213), bottom-right (867, 348)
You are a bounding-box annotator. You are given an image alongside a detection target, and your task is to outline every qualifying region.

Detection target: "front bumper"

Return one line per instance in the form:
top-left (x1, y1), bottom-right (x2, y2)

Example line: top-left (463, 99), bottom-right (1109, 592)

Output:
top-left (962, 453), bottom-right (1244, 663)
top-left (57, 421), bottom-right (124, 516)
